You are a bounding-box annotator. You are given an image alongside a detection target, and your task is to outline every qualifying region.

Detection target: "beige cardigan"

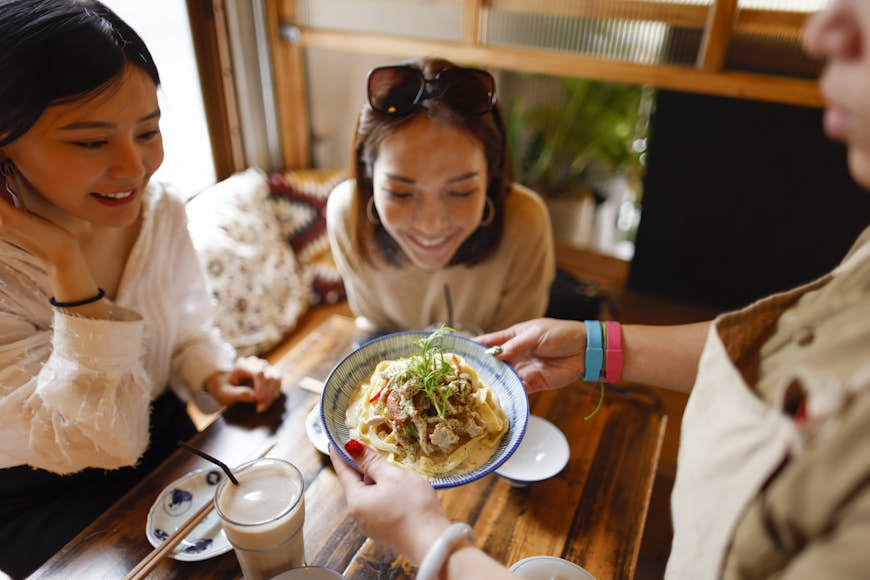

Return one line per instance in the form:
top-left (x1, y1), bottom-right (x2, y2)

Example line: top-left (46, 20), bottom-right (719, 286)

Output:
top-left (326, 180), bottom-right (556, 332)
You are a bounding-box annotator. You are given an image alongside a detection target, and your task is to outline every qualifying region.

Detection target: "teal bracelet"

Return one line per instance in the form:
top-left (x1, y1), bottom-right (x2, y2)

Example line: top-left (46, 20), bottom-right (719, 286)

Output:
top-left (583, 320), bottom-right (603, 382)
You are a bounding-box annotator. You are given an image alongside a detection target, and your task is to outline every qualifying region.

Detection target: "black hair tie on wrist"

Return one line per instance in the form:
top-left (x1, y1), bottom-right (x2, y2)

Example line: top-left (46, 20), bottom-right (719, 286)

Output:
top-left (49, 288), bottom-right (106, 308)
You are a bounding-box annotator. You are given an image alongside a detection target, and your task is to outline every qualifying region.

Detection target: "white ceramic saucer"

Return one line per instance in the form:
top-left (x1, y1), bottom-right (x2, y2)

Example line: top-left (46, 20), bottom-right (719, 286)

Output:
top-left (145, 468), bottom-right (232, 561)
top-left (494, 415), bottom-right (570, 486)
top-left (509, 556), bottom-right (595, 579)
top-left (306, 404), bottom-right (330, 455)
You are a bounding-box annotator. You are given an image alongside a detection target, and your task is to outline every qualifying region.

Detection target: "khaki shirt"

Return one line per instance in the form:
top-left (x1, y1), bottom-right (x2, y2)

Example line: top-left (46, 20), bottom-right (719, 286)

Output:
top-left (720, 225), bottom-right (870, 579)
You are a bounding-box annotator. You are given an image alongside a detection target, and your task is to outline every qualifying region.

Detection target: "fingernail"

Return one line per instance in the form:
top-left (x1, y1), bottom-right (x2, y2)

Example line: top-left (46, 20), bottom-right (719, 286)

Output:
top-left (344, 439), bottom-right (364, 457)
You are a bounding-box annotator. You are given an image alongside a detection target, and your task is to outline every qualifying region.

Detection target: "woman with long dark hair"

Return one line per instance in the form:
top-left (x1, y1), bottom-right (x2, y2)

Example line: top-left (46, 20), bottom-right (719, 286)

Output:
top-left (0, 2), bottom-right (281, 576)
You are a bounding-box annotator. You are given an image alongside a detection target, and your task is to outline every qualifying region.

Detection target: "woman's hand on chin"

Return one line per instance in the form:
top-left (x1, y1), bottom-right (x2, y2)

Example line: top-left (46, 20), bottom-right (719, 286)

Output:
top-left (0, 197), bottom-right (79, 269)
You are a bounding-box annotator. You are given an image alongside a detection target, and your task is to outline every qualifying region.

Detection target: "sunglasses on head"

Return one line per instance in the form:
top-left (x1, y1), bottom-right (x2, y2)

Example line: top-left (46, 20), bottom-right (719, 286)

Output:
top-left (366, 65), bottom-right (497, 117)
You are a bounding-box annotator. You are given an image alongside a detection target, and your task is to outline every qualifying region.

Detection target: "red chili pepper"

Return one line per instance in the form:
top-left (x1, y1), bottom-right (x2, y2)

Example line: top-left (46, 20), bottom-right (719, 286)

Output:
top-left (344, 438), bottom-right (364, 457)
top-left (369, 386), bottom-right (385, 404)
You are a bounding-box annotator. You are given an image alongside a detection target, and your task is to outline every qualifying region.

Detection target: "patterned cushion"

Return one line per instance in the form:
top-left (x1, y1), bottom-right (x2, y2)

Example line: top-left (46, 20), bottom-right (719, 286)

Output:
top-left (267, 168), bottom-right (347, 305)
top-left (186, 168), bottom-right (309, 356)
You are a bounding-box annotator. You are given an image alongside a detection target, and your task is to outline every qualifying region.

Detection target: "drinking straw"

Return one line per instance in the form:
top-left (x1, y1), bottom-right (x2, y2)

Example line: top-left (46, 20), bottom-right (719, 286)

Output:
top-left (178, 441), bottom-right (239, 485)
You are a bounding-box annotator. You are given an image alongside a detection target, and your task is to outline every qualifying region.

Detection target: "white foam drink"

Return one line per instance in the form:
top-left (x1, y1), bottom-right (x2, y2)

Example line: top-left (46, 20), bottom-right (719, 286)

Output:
top-left (215, 458), bottom-right (305, 580)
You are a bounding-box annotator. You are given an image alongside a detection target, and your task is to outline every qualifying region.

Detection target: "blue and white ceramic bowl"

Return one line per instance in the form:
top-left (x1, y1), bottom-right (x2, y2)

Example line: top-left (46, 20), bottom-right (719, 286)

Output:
top-left (321, 330), bottom-right (529, 489)
top-left (145, 468), bottom-right (233, 561)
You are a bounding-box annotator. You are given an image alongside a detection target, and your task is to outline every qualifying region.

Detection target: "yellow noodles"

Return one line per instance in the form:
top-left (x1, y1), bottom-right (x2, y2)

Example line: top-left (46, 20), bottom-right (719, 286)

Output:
top-left (345, 352), bottom-right (508, 477)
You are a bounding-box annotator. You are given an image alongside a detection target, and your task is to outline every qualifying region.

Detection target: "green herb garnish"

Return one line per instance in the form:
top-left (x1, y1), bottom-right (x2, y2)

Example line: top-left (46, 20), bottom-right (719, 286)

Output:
top-left (410, 325), bottom-right (456, 418)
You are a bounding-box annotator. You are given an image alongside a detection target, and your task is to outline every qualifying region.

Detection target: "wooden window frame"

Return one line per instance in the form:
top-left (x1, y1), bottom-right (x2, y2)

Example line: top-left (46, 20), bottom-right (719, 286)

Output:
top-left (186, 0), bottom-right (246, 180)
top-left (264, 0), bottom-right (820, 170)
top-left (188, 1), bottom-right (820, 172)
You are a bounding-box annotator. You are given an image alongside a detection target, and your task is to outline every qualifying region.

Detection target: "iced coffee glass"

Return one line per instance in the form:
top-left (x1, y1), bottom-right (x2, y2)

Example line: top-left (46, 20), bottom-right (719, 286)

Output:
top-left (214, 458), bottom-right (305, 580)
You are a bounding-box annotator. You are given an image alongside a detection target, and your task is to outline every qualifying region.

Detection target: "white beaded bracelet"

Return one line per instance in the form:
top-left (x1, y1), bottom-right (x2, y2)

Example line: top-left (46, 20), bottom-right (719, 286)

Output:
top-left (416, 522), bottom-right (474, 580)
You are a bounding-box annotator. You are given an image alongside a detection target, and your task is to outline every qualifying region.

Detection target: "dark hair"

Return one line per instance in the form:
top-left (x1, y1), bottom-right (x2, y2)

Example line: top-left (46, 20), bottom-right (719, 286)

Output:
top-left (350, 57), bottom-right (512, 267)
top-left (0, 0), bottom-right (160, 147)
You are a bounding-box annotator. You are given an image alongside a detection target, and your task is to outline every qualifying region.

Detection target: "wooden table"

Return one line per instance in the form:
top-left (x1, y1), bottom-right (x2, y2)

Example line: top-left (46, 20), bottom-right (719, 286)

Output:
top-left (32, 315), bottom-right (666, 579)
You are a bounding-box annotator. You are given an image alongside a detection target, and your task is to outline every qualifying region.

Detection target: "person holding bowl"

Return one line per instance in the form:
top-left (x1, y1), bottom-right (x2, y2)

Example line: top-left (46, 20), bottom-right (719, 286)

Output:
top-left (331, 2), bottom-right (870, 577)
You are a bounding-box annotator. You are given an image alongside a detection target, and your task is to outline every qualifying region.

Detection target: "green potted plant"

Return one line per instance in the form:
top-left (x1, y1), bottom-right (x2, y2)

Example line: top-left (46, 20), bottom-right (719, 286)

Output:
top-left (506, 76), bottom-right (651, 249)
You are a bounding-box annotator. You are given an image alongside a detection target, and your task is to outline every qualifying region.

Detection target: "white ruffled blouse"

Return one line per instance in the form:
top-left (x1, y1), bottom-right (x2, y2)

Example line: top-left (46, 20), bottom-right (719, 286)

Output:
top-left (0, 182), bottom-right (234, 474)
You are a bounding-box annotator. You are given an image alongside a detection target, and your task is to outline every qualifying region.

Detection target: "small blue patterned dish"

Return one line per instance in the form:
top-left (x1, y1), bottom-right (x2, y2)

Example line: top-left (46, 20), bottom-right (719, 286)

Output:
top-left (321, 330), bottom-right (529, 489)
top-left (145, 468), bottom-right (233, 561)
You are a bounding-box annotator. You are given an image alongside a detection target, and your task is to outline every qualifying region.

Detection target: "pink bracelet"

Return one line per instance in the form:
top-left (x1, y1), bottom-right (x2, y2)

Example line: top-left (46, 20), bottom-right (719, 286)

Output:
top-left (604, 321), bottom-right (623, 383)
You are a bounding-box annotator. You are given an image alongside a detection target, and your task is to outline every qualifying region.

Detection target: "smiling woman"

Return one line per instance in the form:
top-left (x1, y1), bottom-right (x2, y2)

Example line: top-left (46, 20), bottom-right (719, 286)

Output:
top-left (372, 116), bottom-right (488, 271)
top-left (326, 57), bottom-right (556, 334)
top-left (0, 2), bottom-right (282, 577)
top-left (4, 65), bottom-right (164, 233)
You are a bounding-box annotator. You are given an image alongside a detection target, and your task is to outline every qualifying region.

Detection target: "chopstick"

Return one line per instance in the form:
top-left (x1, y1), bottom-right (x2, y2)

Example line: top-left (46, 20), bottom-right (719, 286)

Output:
top-left (125, 497), bottom-right (213, 579)
top-left (125, 440), bottom-right (276, 580)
